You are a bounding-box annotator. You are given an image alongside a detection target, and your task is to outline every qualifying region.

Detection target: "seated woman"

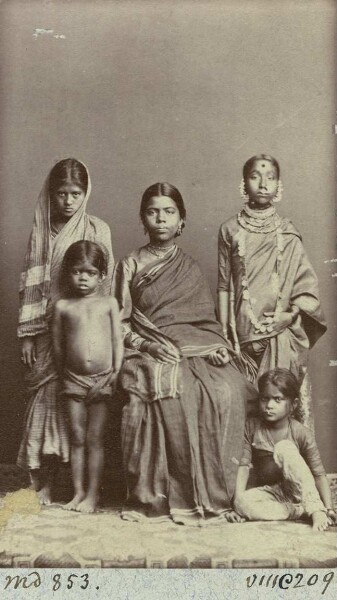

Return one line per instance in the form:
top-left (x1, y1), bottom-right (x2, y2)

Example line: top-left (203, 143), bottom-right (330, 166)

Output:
top-left (113, 182), bottom-right (257, 525)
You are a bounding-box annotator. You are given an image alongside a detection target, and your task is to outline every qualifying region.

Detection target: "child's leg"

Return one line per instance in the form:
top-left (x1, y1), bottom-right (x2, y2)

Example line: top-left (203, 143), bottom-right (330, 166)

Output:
top-left (76, 401), bottom-right (108, 513)
top-left (234, 485), bottom-right (301, 521)
top-left (63, 399), bottom-right (87, 510)
top-left (273, 440), bottom-right (326, 516)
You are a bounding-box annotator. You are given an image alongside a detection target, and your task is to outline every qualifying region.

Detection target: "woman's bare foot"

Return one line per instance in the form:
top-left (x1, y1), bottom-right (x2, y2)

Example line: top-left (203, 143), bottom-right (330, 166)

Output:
top-left (37, 486), bottom-right (52, 506)
top-left (312, 510), bottom-right (329, 531)
top-left (76, 495), bottom-right (98, 513)
top-left (63, 493), bottom-right (86, 511)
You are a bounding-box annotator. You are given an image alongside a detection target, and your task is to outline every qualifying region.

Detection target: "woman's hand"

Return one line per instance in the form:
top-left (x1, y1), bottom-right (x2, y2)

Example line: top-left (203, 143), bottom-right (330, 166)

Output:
top-left (208, 346), bottom-right (230, 366)
top-left (21, 337), bottom-right (36, 369)
top-left (257, 311), bottom-right (293, 335)
top-left (147, 342), bottom-right (180, 364)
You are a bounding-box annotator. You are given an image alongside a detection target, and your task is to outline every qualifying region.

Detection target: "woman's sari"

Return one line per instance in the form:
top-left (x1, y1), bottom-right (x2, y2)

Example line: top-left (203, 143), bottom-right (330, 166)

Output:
top-left (17, 162), bottom-right (114, 470)
top-left (218, 216), bottom-right (326, 382)
top-left (114, 245), bottom-right (257, 524)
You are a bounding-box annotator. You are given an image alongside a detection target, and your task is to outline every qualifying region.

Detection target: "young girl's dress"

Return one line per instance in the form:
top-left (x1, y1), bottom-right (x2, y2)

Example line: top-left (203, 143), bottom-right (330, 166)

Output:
top-left (234, 417), bottom-right (327, 521)
top-left (218, 206), bottom-right (326, 382)
top-left (17, 163), bottom-right (114, 470)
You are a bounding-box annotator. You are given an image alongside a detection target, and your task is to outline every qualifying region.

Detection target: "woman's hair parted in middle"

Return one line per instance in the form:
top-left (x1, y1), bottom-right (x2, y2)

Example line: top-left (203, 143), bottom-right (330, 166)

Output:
top-left (60, 241), bottom-right (107, 291)
top-left (243, 154), bottom-right (280, 183)
top-left (140, 182), bottom-right (186, 232)
top-left (258, 368), bottom-right (304, 422)
top-left (49, 158), bottom-right (88, 197)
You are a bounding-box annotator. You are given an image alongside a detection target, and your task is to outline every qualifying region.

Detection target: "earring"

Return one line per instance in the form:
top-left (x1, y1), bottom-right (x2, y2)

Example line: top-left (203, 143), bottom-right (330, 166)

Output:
top-left (176, 223), bottom-right (182, 236)
top-left (143, 226), bottom-right (148, 235)
top-left (273, 180), bottom-right (283, 203)
top-left (239, 179), bottom-right (249, 202)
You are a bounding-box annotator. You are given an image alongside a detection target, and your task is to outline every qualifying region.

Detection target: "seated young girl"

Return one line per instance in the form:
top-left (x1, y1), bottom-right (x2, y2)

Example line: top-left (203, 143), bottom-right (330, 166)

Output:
top-left (234, 368), bottom-right (336, 531)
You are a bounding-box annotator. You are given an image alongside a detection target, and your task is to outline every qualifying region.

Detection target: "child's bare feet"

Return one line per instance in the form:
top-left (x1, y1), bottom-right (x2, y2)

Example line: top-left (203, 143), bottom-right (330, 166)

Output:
top-left (37, 486), bottom-right (52, 506)
top-left (75, 495), bottom-right (98, 513)
top-left (63, 493), bottom-right (86, 511)
top-left (312, 510), bottom-right (329, 531)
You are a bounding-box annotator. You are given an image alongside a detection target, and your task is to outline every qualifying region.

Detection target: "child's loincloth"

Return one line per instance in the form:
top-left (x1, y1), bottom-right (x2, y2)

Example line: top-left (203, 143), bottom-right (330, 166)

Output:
top-left (62, 368), bottom-right (115, 405)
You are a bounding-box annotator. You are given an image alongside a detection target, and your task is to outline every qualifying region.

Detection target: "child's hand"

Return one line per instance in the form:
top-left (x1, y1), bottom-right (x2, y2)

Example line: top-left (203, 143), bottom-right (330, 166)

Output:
top-left (148, 342), bottom-right (180, 364)
top-left (327, 508), bottom-right (337, 525)
top-left (208, 347), bottom-right (230, 366)
top-left (21, 337), bottom-right (36, 369)
top-left (312, 510), bottom-right (330, 531)
top-left (225, 509), bottom-right (246, 523)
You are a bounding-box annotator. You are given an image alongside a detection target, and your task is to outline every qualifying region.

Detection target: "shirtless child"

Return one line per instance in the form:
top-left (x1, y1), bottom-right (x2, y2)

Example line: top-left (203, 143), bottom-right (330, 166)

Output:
top-left (53, 241), bottom-right (123, 513)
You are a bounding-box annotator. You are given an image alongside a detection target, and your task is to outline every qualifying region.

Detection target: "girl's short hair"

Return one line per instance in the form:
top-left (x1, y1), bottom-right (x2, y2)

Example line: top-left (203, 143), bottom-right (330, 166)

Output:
top-left (243, 154), bottom-right (280, 182)
top-left (49, 158), bottom-right (88, 196)
top-left (60, 241), bottom-right (107, 292)
top-left (140, 182), bottom-right (186, 233)
top-left (258, 368), bottom-right (304, 422)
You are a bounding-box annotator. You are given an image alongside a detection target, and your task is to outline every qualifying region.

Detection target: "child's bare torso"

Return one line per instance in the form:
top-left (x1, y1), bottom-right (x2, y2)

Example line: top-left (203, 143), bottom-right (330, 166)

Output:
top-left (61, 296), bottom-right (113, 375)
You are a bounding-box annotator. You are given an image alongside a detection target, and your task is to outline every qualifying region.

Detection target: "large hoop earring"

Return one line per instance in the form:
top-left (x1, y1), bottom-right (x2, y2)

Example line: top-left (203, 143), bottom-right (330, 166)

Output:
top-left (143, 226), bottom-right (148, 235)
top-left (239, 179), bottom-right (249, 202)
top-left (273, 180), bottom-right (283, 203)
top-left (176, 223), bottom-right (182, 237)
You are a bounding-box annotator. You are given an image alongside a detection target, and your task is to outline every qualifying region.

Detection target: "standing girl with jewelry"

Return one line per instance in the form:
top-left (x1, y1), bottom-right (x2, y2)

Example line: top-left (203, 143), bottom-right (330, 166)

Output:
top-left (17, 158), bottom-right (114, 504)
top-left (217, 154), bottom-right (326, 384)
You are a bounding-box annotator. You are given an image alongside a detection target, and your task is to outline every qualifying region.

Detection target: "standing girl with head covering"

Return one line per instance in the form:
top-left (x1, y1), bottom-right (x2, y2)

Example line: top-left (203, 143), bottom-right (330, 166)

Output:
top-left (17, 158), bottom-right (114, 504)
top-left (217, 154), bottom-right (326, 386)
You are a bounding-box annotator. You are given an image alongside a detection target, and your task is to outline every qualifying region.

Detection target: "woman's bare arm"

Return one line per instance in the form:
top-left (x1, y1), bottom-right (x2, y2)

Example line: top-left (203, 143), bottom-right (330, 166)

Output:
top-left (217, 290), bottom-right (229, 337)
top-left (110, 298), bottom-right (124, 373)
top-left (234, 465), bottom-right (250, 500)
top-left (52, 302), bottom-right (65, 374)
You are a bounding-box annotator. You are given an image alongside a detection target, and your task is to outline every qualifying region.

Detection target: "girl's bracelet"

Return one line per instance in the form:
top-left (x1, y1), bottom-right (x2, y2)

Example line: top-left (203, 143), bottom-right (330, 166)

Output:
top-left (289, 305), bottom-right (300, 323)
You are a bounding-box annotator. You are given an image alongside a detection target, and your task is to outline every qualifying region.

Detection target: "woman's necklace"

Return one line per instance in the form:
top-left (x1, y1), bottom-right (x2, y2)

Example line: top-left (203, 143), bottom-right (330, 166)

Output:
top-left (147, 243), bottom-right (175, 258)
top-left (50, 221), bottom-right (65, 238)
top-left (237, 210), bottom-right (285, 334)
top-left (50, 206), bottom-right (67, 237)
top-left (238, 203), bottom-right (281, 234)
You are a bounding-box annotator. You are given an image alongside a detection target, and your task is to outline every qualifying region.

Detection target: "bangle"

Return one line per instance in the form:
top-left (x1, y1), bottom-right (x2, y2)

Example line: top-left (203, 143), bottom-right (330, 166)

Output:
top-left (140, 340), bottom-right (154, 353)
top-left (289, 306), bottom-right (300, 323)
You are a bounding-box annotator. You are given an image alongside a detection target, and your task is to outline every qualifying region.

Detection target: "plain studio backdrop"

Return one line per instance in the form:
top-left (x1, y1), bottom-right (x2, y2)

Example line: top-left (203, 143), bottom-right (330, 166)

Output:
top-left (0, 0), bottom-right (336, 471)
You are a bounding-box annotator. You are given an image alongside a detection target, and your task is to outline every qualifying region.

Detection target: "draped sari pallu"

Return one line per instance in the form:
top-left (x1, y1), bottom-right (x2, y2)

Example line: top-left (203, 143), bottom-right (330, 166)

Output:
top-left (117, 246), bottom-right (257, 524)
top-left (219, 218), bottom-right (327, 382)
top-left (17, 164), bottom-right (114, 470)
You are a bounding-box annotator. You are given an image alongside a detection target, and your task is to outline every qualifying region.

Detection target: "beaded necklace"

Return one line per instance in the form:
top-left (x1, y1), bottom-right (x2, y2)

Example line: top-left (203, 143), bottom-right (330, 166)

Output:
top-left (238, 203), bottom-right (281, 234)
top-left (237, 205), bottom-right (285, 334)
top-left (146, 243), bottom-right (176, 258)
